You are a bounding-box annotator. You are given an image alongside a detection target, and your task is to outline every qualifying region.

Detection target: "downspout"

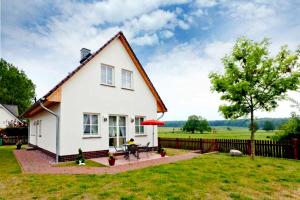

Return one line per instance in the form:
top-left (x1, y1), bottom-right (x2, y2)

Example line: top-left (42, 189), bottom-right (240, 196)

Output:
top-left (157, 112), bottom-right (164, 120)
top-left (154, 112), bottom-right (165, 147)
top-left (39, 99), bottom-right (60, 163)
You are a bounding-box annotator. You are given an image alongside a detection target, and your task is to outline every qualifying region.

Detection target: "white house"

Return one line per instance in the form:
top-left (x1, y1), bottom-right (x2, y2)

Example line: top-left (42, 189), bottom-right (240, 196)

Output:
top-left (23, 32), bottom-right (167, 162)
top-left (0, 104), bottom-right (21, 129)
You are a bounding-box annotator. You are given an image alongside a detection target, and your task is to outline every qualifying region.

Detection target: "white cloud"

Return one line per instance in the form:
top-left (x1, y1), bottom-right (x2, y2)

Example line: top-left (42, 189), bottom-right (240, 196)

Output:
top-left (122, 9), bottom-right (177, 40)
top-left (1, 0), bottom-right (299, 120)
top-left (146, 39), bottom-right (299, 120)
top-left (195, 0), bottom-right (218, 8)
top-left (132, 33), bottom-right (159, 46)
top-left (146, 41), bottom-right (232, 120)
top-left (1, 0), bottom-right (192, 97)
top-left (161, 30), bottom-right (175, 39)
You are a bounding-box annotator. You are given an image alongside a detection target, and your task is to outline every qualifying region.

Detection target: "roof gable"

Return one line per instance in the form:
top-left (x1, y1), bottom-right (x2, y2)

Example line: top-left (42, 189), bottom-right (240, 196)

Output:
top-left (0, 104), bottom-right (21, 121)
top-left (23, 32), bottom-right (167, 117)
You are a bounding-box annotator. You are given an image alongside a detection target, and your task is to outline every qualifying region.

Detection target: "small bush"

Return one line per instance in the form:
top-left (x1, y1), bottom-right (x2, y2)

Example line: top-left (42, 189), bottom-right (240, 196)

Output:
top-left (75, 148), bottom-right (85, 164)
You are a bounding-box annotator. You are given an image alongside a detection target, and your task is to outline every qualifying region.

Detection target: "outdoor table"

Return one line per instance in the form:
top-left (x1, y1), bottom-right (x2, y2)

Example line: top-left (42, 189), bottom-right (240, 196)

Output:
top-left (123, 144), bottom-right (140, 159)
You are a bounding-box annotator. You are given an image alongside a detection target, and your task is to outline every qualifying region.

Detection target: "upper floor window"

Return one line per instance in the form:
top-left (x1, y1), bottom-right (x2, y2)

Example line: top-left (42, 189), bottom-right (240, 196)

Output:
top-left (101, 64), bottom-right (114, 86)
top-left (83, 113), bottom-right (99, 135)
top-left (122, 69), bottom-right (133, 89)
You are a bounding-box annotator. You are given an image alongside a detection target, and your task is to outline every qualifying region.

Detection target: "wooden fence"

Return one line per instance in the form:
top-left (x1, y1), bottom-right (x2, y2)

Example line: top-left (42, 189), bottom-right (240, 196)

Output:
top-left (158, 137), bottom-right (300, 160)
top-left (2, 136), bottom-right (28, 145)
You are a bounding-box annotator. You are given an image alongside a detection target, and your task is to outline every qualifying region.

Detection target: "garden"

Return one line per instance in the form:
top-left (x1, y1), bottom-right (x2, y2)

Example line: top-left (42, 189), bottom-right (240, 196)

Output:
top-left (1, 145), bottom-right (300, 199)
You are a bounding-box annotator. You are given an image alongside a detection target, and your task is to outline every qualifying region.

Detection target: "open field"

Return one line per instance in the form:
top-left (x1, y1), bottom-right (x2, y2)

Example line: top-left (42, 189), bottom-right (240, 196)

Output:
top-left (159, 126), bottom-right (277, 140)
top-left (1, 145), bottom-right (300, 199)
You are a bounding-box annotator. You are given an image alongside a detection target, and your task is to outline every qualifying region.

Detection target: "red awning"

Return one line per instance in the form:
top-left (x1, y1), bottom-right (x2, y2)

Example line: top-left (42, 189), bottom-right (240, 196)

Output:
top-left (141, 119), bottom-right (165, 126)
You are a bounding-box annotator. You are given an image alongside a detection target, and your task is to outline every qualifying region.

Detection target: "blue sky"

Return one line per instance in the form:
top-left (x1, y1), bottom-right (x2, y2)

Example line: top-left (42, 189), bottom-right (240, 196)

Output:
top-left (1, 0), bottom-right (300, 120)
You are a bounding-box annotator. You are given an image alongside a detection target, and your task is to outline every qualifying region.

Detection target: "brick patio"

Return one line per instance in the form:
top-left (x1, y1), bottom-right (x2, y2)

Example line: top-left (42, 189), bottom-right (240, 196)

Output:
top-left (13, 149), bottom-right (201, 175)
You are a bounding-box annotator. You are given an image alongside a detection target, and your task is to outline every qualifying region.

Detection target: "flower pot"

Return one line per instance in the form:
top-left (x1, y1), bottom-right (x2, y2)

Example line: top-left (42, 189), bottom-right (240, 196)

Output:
top-left (160, 151), bottom-right (166, 157)
top-left (108, 158), bottom-right (115, 166)
top-left (16, 144), bottom-right (22, 150)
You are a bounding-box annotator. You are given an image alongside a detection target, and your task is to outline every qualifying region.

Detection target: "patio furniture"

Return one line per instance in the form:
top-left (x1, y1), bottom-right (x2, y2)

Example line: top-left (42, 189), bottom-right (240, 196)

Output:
top-left (123, 144), bottom-right (140, 160)
top-left (114, 145), bottom-right (125, 153)
top-left (139, 142), bottom-right (151, 153)
top-left (141, 120), bottom-right (165, 146)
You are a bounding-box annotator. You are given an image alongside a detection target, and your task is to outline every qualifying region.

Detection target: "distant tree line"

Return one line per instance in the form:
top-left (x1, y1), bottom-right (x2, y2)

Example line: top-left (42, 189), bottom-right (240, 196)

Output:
top-left (164, 118), bottom-right (288, 129)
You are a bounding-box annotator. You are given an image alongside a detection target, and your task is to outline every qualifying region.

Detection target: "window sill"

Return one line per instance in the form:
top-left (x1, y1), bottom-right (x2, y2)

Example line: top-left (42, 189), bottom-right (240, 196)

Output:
top-left (121, 87), bottom-right (134, 91)
top-left (135, 134), bottom-right (147, 137)
top-left (100, 83), bottom-right (115, 88)
top-left (82, 136), bottom-right (101, 139)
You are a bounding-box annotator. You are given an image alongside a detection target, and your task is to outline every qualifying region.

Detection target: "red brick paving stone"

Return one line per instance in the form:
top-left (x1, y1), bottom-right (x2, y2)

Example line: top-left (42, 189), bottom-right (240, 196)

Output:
top-left (13, 150), bottom-right (201, 175)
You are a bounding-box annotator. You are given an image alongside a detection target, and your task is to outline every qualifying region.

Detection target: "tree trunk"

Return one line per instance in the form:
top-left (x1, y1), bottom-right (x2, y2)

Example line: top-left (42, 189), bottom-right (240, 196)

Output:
top-left (250, 108), bottom-right (255, 159)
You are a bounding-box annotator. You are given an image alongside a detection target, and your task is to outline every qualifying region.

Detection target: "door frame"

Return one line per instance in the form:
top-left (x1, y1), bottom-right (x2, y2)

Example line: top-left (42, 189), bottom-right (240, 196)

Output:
top-left (108, 115), bottom-right (127, 149)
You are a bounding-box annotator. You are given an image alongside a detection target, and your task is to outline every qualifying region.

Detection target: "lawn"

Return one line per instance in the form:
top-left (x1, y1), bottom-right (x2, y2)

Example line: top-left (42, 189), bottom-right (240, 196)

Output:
top-left (159, 126), bottom-right (277, 140)
top-left (1, 146), bottom-right (300, 199)
top-left (53, 160), bottom-right (106, 168)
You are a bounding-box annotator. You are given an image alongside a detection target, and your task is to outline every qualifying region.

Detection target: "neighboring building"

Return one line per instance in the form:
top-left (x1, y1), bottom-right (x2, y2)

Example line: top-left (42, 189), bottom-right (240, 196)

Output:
top-left (0, 104), bottom-right (21, 129)
top-left (22, 32), bottom-right (167, 162)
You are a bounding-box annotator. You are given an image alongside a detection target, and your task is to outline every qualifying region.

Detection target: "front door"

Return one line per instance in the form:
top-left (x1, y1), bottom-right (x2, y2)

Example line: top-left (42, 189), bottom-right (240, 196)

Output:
top-left (109, 115), bottom-right (126, 148)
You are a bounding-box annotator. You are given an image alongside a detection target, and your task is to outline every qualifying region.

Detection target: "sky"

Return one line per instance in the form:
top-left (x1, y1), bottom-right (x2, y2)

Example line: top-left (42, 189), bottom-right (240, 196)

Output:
top-left (1, 0), bottom-right (300, 120)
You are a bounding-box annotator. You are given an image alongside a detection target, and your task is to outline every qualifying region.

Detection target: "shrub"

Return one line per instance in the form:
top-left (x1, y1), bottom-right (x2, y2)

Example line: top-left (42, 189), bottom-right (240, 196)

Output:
top-left (75, 148), bottom-right (85, 164)
top-left (273, 113), bottom-right (300, 141)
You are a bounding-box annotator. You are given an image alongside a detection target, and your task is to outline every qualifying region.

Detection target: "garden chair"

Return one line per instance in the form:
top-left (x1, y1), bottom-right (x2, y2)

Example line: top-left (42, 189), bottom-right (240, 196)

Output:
top-left (114, 145), bottom-right (130, 160)
top-left (139, 142), bottom-right (151, 156)
top-left (128, 144), bottom-right (140, 159)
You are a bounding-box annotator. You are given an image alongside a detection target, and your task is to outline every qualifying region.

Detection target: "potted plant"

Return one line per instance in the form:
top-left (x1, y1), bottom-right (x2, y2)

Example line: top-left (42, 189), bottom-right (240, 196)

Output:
top-left (160, 148), bottom-right (166, 157)
top-left (108, 152), bottom-right (115, 166)
top-left (75, 148), bottom-right (85, 165)
top-left (16, 139), bottom-right (22, 150)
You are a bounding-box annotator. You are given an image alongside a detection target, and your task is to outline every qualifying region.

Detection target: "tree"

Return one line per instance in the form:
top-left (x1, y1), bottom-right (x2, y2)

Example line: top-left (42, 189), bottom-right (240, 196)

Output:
top-left (198, 116), bottom-right (211, 134)
top-left (274, 112), bottom-right (300, 141)
top-left (183, 115), bottom-right (211, 133)
top-left (183, 115), bottom-right (199, 133)
top-left (0, 59), bottom-right (35, 114)
top-left (248, 121), bottom-right (259, 132)
top-left (263, 121), bottom-right (275, 131)
top-left (209, 37), bottom-right (300, 158)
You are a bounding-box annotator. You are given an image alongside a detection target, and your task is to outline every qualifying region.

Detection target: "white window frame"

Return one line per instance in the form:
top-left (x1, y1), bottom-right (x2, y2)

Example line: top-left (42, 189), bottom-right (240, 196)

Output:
top-left (121, 69), bottom-right (133, 89)
top-left (135, 116), bottom-right (145, 135)
top-left (101, 64), bottom-right (115, 86)
top-left (108, 115), bottom-right (127, 148)
top-left (83, 113), bottom-right (100, 136)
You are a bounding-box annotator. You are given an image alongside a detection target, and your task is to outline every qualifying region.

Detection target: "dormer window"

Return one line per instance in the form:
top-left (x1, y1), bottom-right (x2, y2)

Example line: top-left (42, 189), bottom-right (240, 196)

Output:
top-left (122, 69), bottom-right (133, 89)
top-left (101, 64), bottom-right (114, 86)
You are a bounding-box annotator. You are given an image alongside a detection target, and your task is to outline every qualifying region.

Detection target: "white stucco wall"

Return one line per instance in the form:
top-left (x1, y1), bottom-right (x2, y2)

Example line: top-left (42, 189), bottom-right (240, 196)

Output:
top-left (58, 38), bottom-right (158, 156)
top-left (29, 104), bottom-right (60, 154)
top-left (0, 106), bottom-right (18, 129)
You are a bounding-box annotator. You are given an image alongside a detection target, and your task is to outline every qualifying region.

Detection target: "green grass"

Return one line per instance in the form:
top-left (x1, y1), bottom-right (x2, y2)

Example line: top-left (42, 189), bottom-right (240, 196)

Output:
top-left (53, 160), bottom-right (106, 167)
top-left (1, 145), bottom-right (300, 199)
top-left (164, 148), bottom-right (190, 156)
top-left (159, 126), bottom-right (277, 140)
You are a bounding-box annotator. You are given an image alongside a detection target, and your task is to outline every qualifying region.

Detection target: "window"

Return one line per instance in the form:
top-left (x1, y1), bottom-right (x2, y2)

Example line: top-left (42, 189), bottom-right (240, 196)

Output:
top-left (83, 114), bottom-right (99, 135)
top-left (33, 120), bottom-right (42, 137)
top-left (135, 117), bottom-right (145, 134)
top-left (101, 64), bottom-right (114, 86)
top-left (122, 69), bottom-right (133, 89)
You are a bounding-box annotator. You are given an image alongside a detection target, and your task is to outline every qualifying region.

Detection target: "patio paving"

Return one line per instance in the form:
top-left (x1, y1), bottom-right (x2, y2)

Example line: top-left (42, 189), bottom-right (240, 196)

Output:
top-left (13, 149), bottom-right (201, 175)
top-left (92, 152), bottom-right (165, 166)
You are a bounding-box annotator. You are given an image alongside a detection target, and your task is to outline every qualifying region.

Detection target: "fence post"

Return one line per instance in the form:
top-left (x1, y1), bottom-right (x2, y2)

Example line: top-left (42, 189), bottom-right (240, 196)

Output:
top-left (247, 140), bottom-right (251, 155)
top-left (292, 138), bottom-right (299, 160)
top-left (200, 139), bottom-right (203, 151)
top-left (176, 138), bottom-right (179, 149)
